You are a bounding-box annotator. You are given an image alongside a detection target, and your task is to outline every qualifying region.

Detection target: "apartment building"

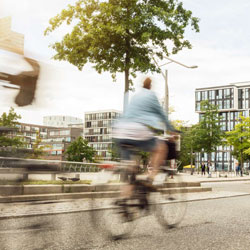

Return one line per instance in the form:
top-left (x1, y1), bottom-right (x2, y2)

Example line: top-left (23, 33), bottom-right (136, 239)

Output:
top-left (195, 81), bottom-right (250, 171)
top-left (42, 127), bottom-right (83, 160)
top-left (84, 110), bottom-right (121, 160)
top-left (12, 123), bottom-right (83, 160)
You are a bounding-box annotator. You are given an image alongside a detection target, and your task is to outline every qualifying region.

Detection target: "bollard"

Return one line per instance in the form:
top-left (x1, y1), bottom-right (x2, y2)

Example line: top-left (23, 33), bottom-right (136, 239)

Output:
top-left (23, 173), bottom-right (28, 181)
top-left (51, 173), bottom-right (56, 181)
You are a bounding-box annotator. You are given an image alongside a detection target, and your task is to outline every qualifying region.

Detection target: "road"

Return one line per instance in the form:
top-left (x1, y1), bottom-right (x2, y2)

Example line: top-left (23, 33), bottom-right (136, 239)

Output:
top-left (0, 181), bottom-right (250, 250)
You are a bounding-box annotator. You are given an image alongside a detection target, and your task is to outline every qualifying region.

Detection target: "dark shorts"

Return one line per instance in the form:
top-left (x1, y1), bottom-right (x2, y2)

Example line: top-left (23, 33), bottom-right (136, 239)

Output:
top-left (115, 138), bottom-right (157, 160)
top-left (115, 137), bottom-right (157, 153)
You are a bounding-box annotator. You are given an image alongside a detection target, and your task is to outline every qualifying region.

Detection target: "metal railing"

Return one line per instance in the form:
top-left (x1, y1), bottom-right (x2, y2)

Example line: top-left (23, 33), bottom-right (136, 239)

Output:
top-left (0, 156), bottom-right (103, 173)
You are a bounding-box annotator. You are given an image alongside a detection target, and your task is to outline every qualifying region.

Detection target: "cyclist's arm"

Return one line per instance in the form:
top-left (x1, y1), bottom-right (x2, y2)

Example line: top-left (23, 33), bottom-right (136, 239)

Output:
top-left (149, 92), bottom-right (175, 132)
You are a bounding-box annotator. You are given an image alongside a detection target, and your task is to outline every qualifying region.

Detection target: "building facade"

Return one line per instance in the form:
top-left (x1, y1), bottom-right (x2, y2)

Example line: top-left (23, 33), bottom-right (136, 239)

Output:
top-left (84, 110), bottom-right (121, 160)
top-left (43, 115), bottom-right (83, 128)
top-left (13, 123), bottom-right (82, 160)
top-left (41, 127), bottom-right (83, 160)
top-left (195, 81), bottom-right (250, 171)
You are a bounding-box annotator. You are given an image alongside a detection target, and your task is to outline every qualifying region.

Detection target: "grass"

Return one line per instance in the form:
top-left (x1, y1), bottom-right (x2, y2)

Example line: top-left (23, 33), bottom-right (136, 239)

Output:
top-left (0, 180), bottom-right (92, 185)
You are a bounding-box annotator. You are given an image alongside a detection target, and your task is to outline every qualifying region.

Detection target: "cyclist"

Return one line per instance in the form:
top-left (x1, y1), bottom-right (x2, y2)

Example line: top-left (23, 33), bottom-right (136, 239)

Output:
top-left (113, 77), bottom-right (178, 194)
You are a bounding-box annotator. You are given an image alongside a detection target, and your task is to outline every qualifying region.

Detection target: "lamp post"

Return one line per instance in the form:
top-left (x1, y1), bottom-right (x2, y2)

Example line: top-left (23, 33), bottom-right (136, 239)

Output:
top-left (151, 54), bottom-right (198, 114)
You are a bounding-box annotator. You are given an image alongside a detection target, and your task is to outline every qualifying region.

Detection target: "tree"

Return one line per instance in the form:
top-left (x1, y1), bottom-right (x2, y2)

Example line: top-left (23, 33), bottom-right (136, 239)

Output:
top-left (225, 115), bottom-right (250, 174)
top-left (66, 136), bottom-right (96, 162)
top-left (193, 101), bottom-right (224, 168)
top-left (28, 132), bottom-right (51, 159)
top-left (179, 124), bottom-right (199, 172)
top-left (0, 107), bottom-right (23, 147)
top-left (45, 0), bottom-right (199, 99)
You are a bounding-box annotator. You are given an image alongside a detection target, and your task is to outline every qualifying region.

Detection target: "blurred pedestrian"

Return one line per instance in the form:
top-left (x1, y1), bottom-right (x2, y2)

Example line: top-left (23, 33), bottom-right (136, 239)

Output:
top-left (235, 162), bottom-right (239, 176)
top-left (201, 162), bottom-right (206, 176)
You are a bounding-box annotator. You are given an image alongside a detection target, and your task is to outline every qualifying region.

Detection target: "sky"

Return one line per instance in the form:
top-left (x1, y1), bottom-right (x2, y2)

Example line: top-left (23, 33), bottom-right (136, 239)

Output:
top-left (0, 0), bottom-right (250, 125)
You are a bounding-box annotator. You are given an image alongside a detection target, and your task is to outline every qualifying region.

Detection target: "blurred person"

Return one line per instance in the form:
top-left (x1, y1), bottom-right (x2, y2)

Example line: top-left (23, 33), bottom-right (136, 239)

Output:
top-left (114, 77), bottom-right (177, 188)
top-left (235, 162), bottom-right (239, 176)
top-left (0, 57), bottom-right (40, 106)
top-left (201, 162), bottom-right (206, 176)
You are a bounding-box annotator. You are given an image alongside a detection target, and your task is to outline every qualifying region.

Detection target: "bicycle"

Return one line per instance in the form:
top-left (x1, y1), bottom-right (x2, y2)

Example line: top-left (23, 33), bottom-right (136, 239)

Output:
top-left (91, 144), bottom-right (187, 240)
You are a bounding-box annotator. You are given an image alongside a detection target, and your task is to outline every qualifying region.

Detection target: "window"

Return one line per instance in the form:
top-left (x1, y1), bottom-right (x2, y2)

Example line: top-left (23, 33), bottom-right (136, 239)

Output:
top-left (221, 121), bottom-right (226, 131)
top-left (246, 89), bottom-right (249, 99)
top-left (223, 99), bottom-right (230, 109)
top-left (201, 91), bottom-right (207, 100)
top-left (53, 144), bottom-right (63, 149)
top-left (218, 152), bottom-right (223, 161)
top-left (218, 100), bottom-right (222, 109)
top-left (218, 90), bottom-right (222, 99)
top-left (221, 112), bottom-right (227, 120)
top-left (25, 126), bottom-right (31, 131)
top-left (196, 102), bottom-right (200, 111)
top-left (230, 121), bottom-right (234, 131)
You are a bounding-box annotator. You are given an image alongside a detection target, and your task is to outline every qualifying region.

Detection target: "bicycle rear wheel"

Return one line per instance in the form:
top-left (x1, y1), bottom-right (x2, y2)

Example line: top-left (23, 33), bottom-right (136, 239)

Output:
top-left (91, 196), bottom-right (137, 240)
top-left (152, 173), bottom-right (187, 229)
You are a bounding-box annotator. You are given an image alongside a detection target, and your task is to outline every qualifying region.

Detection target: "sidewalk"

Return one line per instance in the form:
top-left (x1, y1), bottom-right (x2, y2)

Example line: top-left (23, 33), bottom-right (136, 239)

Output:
top-left (0, 190), bottom-right (249, 219)
top-left (180, 172), bottom-right (250, 183)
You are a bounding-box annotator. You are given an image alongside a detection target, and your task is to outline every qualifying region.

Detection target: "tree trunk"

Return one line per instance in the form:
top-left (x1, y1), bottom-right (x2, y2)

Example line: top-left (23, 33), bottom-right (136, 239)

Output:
top-left (123, 68), bottom-right (129, 110)
top-left (240, 150), bottom-right (243, 177)
top-left (190, 145), bottom-right (193, 175)
top-left (123, 33), bottom-right (130, 111)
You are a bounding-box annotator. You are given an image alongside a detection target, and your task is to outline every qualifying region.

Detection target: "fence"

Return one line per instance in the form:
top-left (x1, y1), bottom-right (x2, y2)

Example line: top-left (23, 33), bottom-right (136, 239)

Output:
top-left (0, 156), bottom-right (108, 181)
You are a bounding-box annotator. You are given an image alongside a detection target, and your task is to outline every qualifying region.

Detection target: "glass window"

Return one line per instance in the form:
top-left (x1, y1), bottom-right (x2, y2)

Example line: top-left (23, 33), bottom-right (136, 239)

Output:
top-left (196, 102), bottom-right (200, 111)
top-left (208, 91), bottom-right (212, 99)
top-left (211, 90), bottom-right (215, 99)
top-left (223, 152), bottom-right (228, 161)
top-left (218, 152), bottom-right (223, 161)
top-left (195, 92), bottom-right (201, 101)
top-left (221, 122), bottom-right (226, 131)
top-left (221, 112), bottom-right (227, 120)
top-left (238, 89), bottom-right (243, 99)
top-left (201, 91), bottom-right (207, 100)
top-left (218, 100), bottom-right (222, 109)
top-left (218, 90), bottom-right (222, 99)
top-left (246, 89), bottom-right (249, 99)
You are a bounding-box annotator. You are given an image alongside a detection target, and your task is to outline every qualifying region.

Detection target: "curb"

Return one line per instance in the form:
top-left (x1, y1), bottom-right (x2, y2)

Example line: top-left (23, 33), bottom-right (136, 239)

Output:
top-left (200, 178), bottom-right (250, 183)
top-left (0, 192), bottom-right (249, 220)
top-left (0, 181), bottom-right (201, 196)
top-left (0, 186), bottom-right (212, 203)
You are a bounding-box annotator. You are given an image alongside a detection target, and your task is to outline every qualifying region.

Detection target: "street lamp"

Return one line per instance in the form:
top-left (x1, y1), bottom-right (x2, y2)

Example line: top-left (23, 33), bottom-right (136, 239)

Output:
top-left (151, 54), bottom-right (198, 114)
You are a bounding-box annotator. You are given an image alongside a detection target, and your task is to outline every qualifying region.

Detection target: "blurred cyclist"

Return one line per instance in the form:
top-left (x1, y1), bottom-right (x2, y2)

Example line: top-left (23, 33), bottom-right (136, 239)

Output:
top-left (114, 77), bottom-right (177, 185)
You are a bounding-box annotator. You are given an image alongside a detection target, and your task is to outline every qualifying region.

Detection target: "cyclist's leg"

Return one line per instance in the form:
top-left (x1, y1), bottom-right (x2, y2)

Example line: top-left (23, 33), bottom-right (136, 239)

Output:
top-left (117, 142), bottom-right (136, 199)
top-left (148, 140), bottom-right (168, 181)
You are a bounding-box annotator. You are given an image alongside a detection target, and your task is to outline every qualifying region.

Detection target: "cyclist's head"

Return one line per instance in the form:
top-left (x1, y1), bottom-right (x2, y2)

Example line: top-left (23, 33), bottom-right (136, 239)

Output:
top-left (143, 77), bottom-right (152, 89)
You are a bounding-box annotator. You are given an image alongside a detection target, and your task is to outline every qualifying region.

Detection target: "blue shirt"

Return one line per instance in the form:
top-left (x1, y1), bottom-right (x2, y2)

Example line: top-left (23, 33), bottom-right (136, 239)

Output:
top-left (122, 88), bottom-right (174, 131)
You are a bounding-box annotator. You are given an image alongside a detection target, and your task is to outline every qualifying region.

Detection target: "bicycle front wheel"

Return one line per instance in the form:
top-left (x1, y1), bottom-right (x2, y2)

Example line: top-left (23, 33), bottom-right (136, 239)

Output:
top-left (152, 173), bottom-right (187, 229)
top-left (91, 196), bottom-right (137, 240)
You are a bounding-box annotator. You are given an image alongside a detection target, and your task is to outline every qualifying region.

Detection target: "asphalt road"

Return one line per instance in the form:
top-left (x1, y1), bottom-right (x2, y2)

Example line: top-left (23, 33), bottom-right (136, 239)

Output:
top-left (1, 182), bottom-right (250, 250)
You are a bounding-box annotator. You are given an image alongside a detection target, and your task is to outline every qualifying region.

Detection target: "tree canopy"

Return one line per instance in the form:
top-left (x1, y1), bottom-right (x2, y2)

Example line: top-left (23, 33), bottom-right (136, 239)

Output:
top-left (192, 101), bottom-right (224, 161)
top-left (0, 107), bottom-right (23, 147)
top-left (45, 0), bottom-right (199, 91)
top-left (225, 115), bottom-right (250, 166)
top-left (66, 136), bottom-right (96, 162)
